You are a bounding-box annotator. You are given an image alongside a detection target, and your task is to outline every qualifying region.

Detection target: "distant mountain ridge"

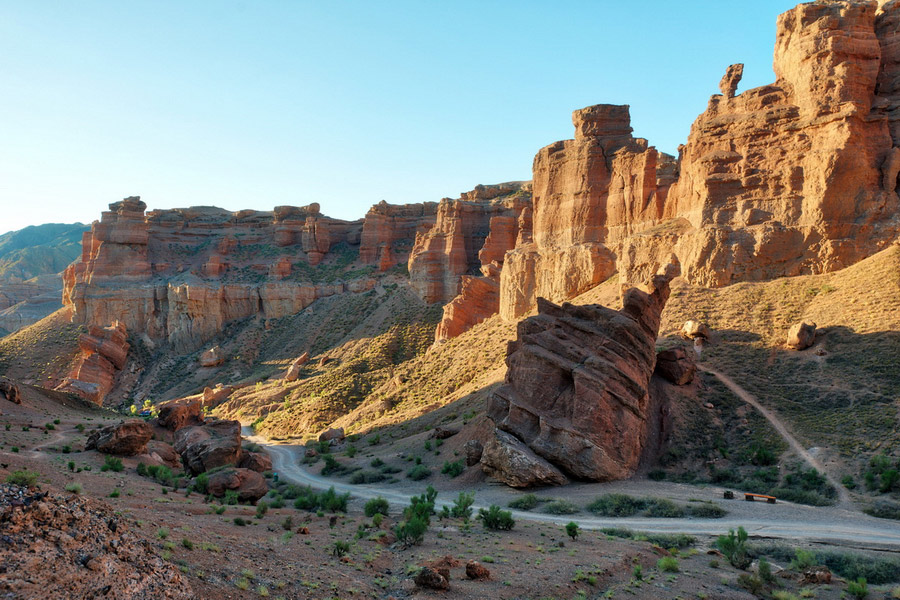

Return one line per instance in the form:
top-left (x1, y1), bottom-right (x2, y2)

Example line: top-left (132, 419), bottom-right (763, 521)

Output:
top-left (0, 223), bottom-right (87, 282)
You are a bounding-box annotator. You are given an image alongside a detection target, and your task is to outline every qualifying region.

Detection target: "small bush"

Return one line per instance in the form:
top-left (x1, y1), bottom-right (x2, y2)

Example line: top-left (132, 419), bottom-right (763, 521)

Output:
top-left (657, 556), bottom-right (679, 572)
top-left (479, 505), bottom-right (515, 531)
top-left (542, 500), bottom-right (579, 515)
top-left (67, 461), bottom-right (75, 472)
top-left (101, 455), bottom-right (124, 472)
top-left (686, 502), bottom-right (727, 518)
top-left (192, 472), bottom-right (209, 494)
top-left (450, 491), bottom-right (474, 519)
top-left (233, 517), bottom-right (247, 526)
top-left (395, 516), bottom-right (427, 546)
top-left (565, 522), bottom-right (579, 540)
top-left (587, 494), bottom-right (644, 517)
top-left (320, 486), bottom-right (351, 513)
top-left (738, 573), bottom-right (764, 595)
top-left (6, 469), bottom-right (39, 487)
top-left (847, 577), bottom-right (868, 599)
top-left (370, 458), bottom-right (384, 468)
top-left (717, 526), bottom-right (750, 569)
top-left (648, 469), bottom-right (667, 481)
top-left (406, 464), bottom-right (431, 481)
top-left (109, 489), bottom-right (121, 498)
top-left (65, 482), bottom-right (82, 494)
top-left (349, 470), bottom-right (387, 484)
top-left (364, 497), bottom-right (390, 518)
top-left (440, 460), bottom-right (464, 478)
top-left (332, 540), bottom-right (351, 557)
top-left (642, 498), bottom-right (684, 518)
top-left (223, 490), bottom-right (240, 505)
top-left (157, 527), bottom-right (169, 539)
top-left (45, 423), bottom-right (55, 431)
top-left (181, 538), bottom-right (194, 550)
top-left (255, 501), bottom-right (269, 519)
top-left (508, 493), bottom-right (539, 511)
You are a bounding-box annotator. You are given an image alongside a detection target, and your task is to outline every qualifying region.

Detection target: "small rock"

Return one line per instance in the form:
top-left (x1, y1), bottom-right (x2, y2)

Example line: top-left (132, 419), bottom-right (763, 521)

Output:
top-left (199, 346), bottom-right (226, 367)
top-left (786, 321), bottom-right (816, 350)
top-left (465, 560), bottom-right (490, 580)
top-left (681, 320), bottom-right (711, 340)
top-left (432, 426), bottom-right (460, 440)
top-left (414, 566), bottom-right (449, 590)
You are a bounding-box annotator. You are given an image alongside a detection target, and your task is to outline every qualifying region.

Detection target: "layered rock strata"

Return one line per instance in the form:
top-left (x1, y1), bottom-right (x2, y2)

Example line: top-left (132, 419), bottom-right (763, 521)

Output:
top-left (486, 266), bottom-right (677, 483)
top-left (56, 321), bottom-right (130, 405)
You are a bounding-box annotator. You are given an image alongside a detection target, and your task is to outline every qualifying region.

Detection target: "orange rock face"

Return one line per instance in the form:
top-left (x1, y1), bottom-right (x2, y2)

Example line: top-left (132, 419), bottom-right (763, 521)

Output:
top-left (487, 265), bottom-right (678, 483)
top-left (359, 201), bottom-right (438, 269)
top-left (56, 321), bottom-right (129, 405)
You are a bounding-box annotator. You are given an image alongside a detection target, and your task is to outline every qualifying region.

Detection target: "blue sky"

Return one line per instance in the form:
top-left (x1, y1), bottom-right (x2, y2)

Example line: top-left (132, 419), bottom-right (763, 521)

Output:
top-left (0, 0), bottom-right (799, 234)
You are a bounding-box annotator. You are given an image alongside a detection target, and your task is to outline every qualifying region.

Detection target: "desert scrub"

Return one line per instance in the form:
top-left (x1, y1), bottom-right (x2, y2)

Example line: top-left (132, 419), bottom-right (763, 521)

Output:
top-left (101, 455), bottom-right (124, 472)
top-left (717, 526), bottom-right (750, 569)
top-left (364, 497), bottom-right (390, 517)
top-left (508, 493), bottom-right (539, 510)
top-left (64, 482), bottom-right (82, 494)
top-left (478, 505), bottom-right (515, 531)
top-left (6, 469), bottom-right (39, 487)
top-left (542, 499), bottom-right (579, 515)
top-left (440, 460), bottom-right (464, 478)
top-left (406, 464), bottom-right (431, 481)
top-left (657, 556), bottom-right (679, 572)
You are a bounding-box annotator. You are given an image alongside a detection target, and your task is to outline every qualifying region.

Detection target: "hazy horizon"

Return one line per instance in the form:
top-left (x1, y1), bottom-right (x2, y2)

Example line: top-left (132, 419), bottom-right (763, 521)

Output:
top-left (1, 0), bottom-right (799, 235)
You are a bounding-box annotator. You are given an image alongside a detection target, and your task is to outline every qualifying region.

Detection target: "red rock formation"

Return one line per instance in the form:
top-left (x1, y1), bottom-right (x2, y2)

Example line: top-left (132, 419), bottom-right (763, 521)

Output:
top-left (157, 397), bottom-right (204, 430)
top-left (56, 321), bottom-right (129, 405)
top-left (487, 265), bottom-right (678, 483)
top-left (206, 468), bottom-right (268, 502)
top-left (359, 201), bottom-right (438, 269)
top-left (409, 183), bottom-right (530, 305)
top-left (85, 420), bottom-right (153, 456)
top-left (174, 419), bottom-right (243, 475)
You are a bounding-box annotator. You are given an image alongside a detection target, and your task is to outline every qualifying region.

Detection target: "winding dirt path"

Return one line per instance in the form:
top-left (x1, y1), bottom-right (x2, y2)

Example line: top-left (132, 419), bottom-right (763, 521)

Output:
top-left (246, 431), bottom-right (900, 549)
top-left (699, 365), bottom-right (852, 507)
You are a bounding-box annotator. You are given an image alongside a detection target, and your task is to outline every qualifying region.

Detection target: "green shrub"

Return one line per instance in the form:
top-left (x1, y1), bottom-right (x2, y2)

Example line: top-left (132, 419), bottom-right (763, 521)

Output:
top-left (759, 558), bottom-right (775, 584)
top-left (816, 549), bottom-right (900, 585)
top-left (565, 522), bottom-right (579, 540)
top-left (586, 494), bottom-right (644, 517)
top-left (717, 526), bottom-right (751, 569)
top-left (542, 500), bottom-right (579, 515)
top-left (109, 489), bottom-right (120, 498)
top-left (657, 556), bottom-right (679, 572)
top-left (440, 460), bottom-right (464, 478)
top-left (192, 472), bottom-right (210, 494)
top-left (45, 423), bottom-right (55, 430)
top-left (6, 469), bottom-right (39, 487)
top-left (364, 497), bottom-right (389, 518)
top-left (233, 517), bottom-right (247, 526)
top-left (370, 458), bottom-right (384, 468)
top-left (181, 538), bottom-right (194, 550)
top-left (332, 540), bottom-right (351, 557)
top-left (648, 469), bottom-right (666, 481)
top-left (281, 515), bottom-right (293, 530)
top-left (686, 502), bottom-right (727, 518)
top-left (65, 482), bottom-right (82, 494)
top-left (846, 577), bottom-right (868, 599)
top-left (642, 498), bottom-right (684, 518)
top-left (738, 573), bottom-right (764, 595)
top-left (864, 500), bottom-right (900, 521)
top-left (349, 470), bottom-right (387, 484)
top-left (395, 516), bottom-right (427, 546)
top-left (345, 446), bottom-right (357, 458)
top-left (320, 486), bottom-right (351, 512)
top-left (508, 493), bottom-right (539, 510)
top-left (406, 464), bottom-right (431, 481)
top-left (68, 461), bottom-right (75, 472)
top-left (450, 491), bottom-right (474, 519)
top-left (101, 455), bottom-right (124, 473)
top-left (255, 501), bottom-right (269, 519)
top-left (478, 505), bottom-right (515, 531)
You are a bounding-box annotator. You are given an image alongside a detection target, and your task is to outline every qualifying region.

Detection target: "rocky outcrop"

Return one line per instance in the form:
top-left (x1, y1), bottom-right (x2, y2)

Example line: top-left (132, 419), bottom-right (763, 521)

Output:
top-left (174, 419), bottom-right (242, 475)
top-left (655, 347), bottom-right (697, 385)
top-left (199, 345), bottom-right (225, 367)
top-left (408, 183), bottom-right (530, 304)
top-left (0, 378), bottom-right (20, 404)
top-left (284, 352), bottom-right (310, 381)
top-left (359, 201), bottom-right (438, 269)
top-left (787, 321), bottom-right (817, 349)
top-left (239, 450), bottom-right (272, 473)
top-left (318, 427), bottom-right (345, 443)
top-left (680, 320), bottom-right (711, 341)
top-left (206, 468), bottom-right (268, 502)
top-left (0, 484), bottom-right (192, 599)
top-left (480, 429), bottom-right (568, 488)
top-left (56, 321), bottom-right (129, 405)
top-left (86, 420), bottom-right (153, 456)
top-left (157, 397), bottom-right (203, 431)
top-left (487, 266), bottom-right (677, 483)
top-left (61, 197), bottom-right (379, 353)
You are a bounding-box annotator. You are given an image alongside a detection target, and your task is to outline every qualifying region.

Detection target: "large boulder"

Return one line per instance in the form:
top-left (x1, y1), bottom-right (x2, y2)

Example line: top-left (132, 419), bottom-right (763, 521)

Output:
top-left (464, 440), bottom-right (484, 467)
top-left (318, 427), bottom-right (344, 443)
top-left (199, 346), bottom-right (226, 367)
top-left (680, 320), bottom-right (710, 340)
top-left (480, 429), bottom-right (568, 488)
top-left (86, 420), bottom-right (152, 456)
top-left (284, 352), bottom-right (310, 381)
top-left (174, 419), bottom-right (242, 475)
top-left (655, 346), bottom-right (696, 385)
top-left (488, 266), bottom-right (678, 483)
top-left (786, 321), bottom-right (816, 350)
top-left (157, 398), bottom-right (203, 431)
top-left (0, 378), bottom-right (21, 404)
top-left (201, 385), bottom-right (233, 407)
top-left (239, 450), bottom-right (272, 473)
top-left (206, 468), bottom-right (268, 502)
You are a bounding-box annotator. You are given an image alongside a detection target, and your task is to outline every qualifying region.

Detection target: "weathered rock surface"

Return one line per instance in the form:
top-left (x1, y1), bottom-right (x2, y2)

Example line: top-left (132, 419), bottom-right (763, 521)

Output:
top-left (464, 439), bottom-right (484, 467)
top-left (465, 560), bottom-right (491, 580)
top-left (0, 484), bottom-right (192, 599)
top-left (284, 352), bottom-right (310, 381)
top-left (655, 346), bottom-right (697, 385)
top-left (205, 468), bottom-right (268, 502)
top-left (239, 450), bottom-right (273, 473)
top-left (480, 429), bottom-right (568, 488)
top-left (56, 321), bottom-right (130, 405)
top-left (0, 378), bottom-right (21, 404)
top-left (787, 321), bottom-right (817, 349)
top-left (86, 420), bottom-right (153, 456)
top-left (174, 419), bottom-right (243, 475)
top-left (413, 566), bottom-right (450, 590)
top-left (199, 345), bottom-right (226, 367)
top-left (157, 397), bottom-right (203, 431)
top-left (681, 320), bottom-right (711, 340)
top-left (318, 427), bottom-right (345, 443)
top-left (487, 266), bottom-right (677, 483)
top-left (359, 201), bottom-right (438, 269)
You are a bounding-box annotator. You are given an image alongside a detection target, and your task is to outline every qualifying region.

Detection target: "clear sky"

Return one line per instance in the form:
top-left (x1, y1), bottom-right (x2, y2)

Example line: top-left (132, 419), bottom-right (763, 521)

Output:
top-left (0, 0), bottom-right (800, 234)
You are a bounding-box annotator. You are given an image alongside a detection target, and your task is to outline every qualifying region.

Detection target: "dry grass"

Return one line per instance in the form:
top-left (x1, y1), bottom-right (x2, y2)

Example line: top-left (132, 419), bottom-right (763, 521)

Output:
top-left (0, 307), bottom-right (83, 385)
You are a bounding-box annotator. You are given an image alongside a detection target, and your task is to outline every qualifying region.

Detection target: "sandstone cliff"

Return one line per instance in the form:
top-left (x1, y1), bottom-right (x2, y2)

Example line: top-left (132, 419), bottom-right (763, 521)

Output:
top-left (486, 265), bottom-right (678, 483)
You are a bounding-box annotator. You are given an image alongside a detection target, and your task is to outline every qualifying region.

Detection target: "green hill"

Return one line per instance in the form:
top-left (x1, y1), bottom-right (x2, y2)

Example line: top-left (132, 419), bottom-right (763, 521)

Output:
top-left (0, 223), bottom-right (88, 281)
